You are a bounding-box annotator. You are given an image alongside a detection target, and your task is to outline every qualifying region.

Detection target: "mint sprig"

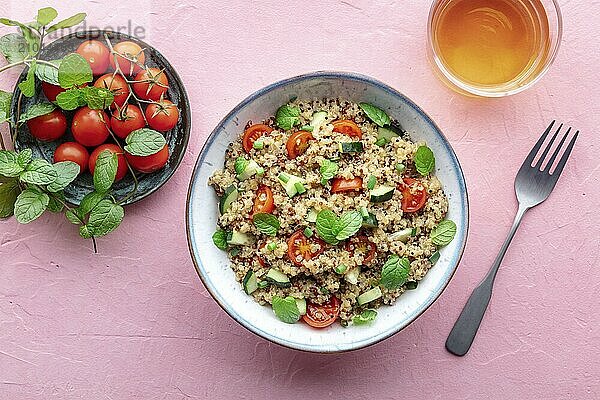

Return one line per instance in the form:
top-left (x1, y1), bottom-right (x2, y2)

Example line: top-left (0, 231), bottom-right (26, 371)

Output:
top-left (380, 255), bottom-right (410, 290)
top-left (271, 296), bottom-right (301, 324)
top-left (275, 104), bottom-right (300, 130)
top-left (253, 213), bottom-right (280, 236)
top-left (430, 220), bottom-right (456, 246)
top-left (414, 145), bottom-right (435, 176)
top-left (316, 209), bottom-right (363, 245)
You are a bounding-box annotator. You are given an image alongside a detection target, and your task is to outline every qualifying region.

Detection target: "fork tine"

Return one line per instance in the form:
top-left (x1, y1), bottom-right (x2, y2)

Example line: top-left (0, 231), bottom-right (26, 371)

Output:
top-left (543, 127), bottom-right (571, 172)
top-left (551, 130), bottom-right (578, 177)
top-left (524, 120), bottom-right (555, 167)
top-left (534, 124), bottom-right (562, 170)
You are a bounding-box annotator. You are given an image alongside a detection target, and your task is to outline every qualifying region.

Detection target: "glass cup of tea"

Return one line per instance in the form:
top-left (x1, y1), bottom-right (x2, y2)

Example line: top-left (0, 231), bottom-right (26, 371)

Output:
top-left (427, 0), bottom-right (562, 97)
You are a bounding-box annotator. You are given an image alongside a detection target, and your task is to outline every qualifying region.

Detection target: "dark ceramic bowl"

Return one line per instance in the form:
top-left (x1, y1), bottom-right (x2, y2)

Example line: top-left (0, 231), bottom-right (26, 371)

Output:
top-left (11, 30), bottom-right (191, 206)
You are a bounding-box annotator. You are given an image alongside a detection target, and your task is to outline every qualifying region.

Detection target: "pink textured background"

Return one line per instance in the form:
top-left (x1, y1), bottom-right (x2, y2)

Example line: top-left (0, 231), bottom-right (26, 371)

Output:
top-left (1, 0), bottom-right (599, 398)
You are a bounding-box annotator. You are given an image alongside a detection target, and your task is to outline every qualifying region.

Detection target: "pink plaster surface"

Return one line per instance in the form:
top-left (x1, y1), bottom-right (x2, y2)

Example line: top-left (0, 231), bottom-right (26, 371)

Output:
top-left (1, 0), bottom-right (599, 398)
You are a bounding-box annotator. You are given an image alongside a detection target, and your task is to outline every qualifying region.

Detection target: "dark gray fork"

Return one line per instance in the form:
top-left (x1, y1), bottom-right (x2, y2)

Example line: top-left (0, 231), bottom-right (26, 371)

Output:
top-left (446, 121), bottom-right (579, 356)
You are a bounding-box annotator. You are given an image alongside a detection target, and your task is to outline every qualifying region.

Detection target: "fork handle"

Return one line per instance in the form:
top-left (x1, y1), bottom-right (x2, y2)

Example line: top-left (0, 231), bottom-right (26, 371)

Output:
top-left (445, 205), bottom-right (528, 356)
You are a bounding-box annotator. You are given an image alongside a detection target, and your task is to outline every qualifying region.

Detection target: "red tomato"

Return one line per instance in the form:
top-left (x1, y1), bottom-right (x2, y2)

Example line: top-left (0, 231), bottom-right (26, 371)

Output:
top-left (331, 177), bottom-right (363, 193)
top-left (132, 67), bottom-right (168, 101)
top-left (94, 73), bottom-right (130, 109)
top-left (109, 41), bottom-right (145, 75)
top-left (242, 124), bottom-right (273, 153)
top-left (41, 82), bottom-right (65, 102)
top-left (332, 119), bottom-right (362, 139)
top-left (286, 130), bottom-right (314, 159)
top-left (53, 141), bottom-right (89, 173)
top-left (145, 100), bottom-right (179, 132)
top-left (287, 230), bottom-right (326, 266)
top-left (125, 144), bottom-right (169, 173)
top-left (399, 177), bottom-right (427, 213)
top-left (71, 107), bottom-right (111, 147)
top-left (89, 144), bottom-right (128, 181)
top-left (252, 185), bottom-right (275, 216)
top-left (76, 40), bottom-right (110, 75)
top-left (27, 109), bottom-right (67, 141)
top-left (302, 296), bottom-right (341, 328)
top-left (344, 235), bottom-right (377, 264)
top-left (111, 105), bottom-right (145, 139)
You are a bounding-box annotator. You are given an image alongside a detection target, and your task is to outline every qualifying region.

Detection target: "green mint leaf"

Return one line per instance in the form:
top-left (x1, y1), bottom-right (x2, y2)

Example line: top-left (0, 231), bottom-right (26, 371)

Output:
top-left (18, 102), bottom-right (56, 123)
top-left (86, 199), bottom-right (124, 237)
top-left (58, 53), bottom-right (92, 89)
top-left (46, 13), bottom-right (86, 34)
top-left (319, 159), bottom-right (338, 185)
top-left (0, 20), bottom-right (38, 56)
top-left (0, 150), bottom-right (24, 177)
top-left (0, 33), bottom-right (28, 63)
top-left (79, 224), bottom-right (93, 238)
top-left (55, 88), bottom-right (86, 110)
top-left (414, 145), bottom-right (435, 176)
top-left (124, 128), bottom-right (166, 156)
top-left (65, 208), bottom-right (84, 225)
top-left (252, 213), bottom-right (280, 236)
top-left (316, 209), bottom-right (340, 245)
top-left (380, 255), bottom-right (410, 290)
top-left (19, 159), bottom-right (57, 185)
top-left (79, 191), bottom-right (105, 215)
top-left (18, 60), bottom-right (37, 97)
top-left (334, 210), bottom-right (363, 241)
top-left (359, 103), bottom-right (391, 127)
top-left (35, 59), bottom-right (61, 86)
top-left (82, 86), bottom-right (114, 110)
top-left (17, 148), bottom-right (32, 167)
top-left (14, 188), bottom-right (49, 223)
top-left (271, 296), bottom-right (301, 324)
top-left (37, 7), bottom-right (58, 26)
top-left (46, 191), bottom-right (64, 213)
top-left (352, 309), bottom-right (377, 325)
top-left (212, 229), bottom-right (229, 250)
top-left (0, 90), bottom-right (12, 123)
top-left (430, 220), bottom-right (457, 246)
top-left (275, 104), bottom-right (300, 130)
top-left (0, 178), bottom-right (21, 218)
top-left (46, 161), bottom-right (79, 192)
top-left (93, 150), bottom-right (118, 193)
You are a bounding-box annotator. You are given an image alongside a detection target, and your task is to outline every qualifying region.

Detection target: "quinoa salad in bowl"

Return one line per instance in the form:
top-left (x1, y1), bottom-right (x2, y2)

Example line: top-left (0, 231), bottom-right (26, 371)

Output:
top-left (208, 98), bottom-right (457, 328)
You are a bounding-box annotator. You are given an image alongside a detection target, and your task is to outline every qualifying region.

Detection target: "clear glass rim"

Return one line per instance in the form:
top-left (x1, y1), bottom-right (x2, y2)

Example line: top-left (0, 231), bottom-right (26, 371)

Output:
top-left (427, 0), bottom-right (563, 98)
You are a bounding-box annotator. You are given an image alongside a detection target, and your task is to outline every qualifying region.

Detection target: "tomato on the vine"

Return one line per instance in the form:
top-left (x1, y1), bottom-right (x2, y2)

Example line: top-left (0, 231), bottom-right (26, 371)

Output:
top-left (242, 124), bottom-right (273, 153)
top-left (54, 142), bottom-right (90, 173)
top-left (132, 67), bottom-right (168, 101)
top-left (27, 109), bottom-right (67, 141)
top-left (111, 105), bottom-right (145, 139)
top-left (94, 73), bottom-right (130, 109)
top-left (125, 144), bottom-right (169, 173)
top-left (399, 177), bottom-right (427, 213)
top-left (76, 40), bottom-right (110, 75)
top-left (287, 230), bottom-right (326, 266)
top-left (302, 296), bottom-right (341, 328)
top-left (286, 130), bottom-right (314, 159)
top-left (89, 144), bottom-right (128, 181)
top-left (41, 82), bottom-right (65, 103)
top-left (109, 41), bottom-right (145, 75)
top-left (71, 106), bottom-right (111, 147)
top-left (145, 100), bottom-right (179, 132)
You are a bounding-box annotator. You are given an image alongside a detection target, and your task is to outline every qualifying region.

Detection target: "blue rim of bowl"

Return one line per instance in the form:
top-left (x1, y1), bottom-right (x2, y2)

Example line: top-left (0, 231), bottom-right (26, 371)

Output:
top-left (186, 71), bottom-right (469, 353)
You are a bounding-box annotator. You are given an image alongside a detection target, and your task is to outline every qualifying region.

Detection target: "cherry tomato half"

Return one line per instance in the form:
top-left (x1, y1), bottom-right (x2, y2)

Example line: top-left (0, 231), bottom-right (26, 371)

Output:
top-left (132, 67), bottom-right (168, 101)
top-left (145, 100), bottom-right (179, 132)
top-left (71, 107), bottom-right (111, 147)
top-left (94, 73), bottom-right (130, 109)
top-left (54, 142), bottom-right (89, 173)
top-left (399, 177), bottom-right (427, 213)
top-left (286, 130), bottom-right (314, 159)
top-left (344, 235), bottom-right (377, 265)
top-left (252, 185), bottom-right (275, 216)
top-left (331, 177), bottom-right (363, 193)
top-left (76, 40), bottom-right (110, 75)
top-left (303, 296), bottom-right (341, 328)
top-left (125, 143), bottom-right (169, 174)
top-left (242, 124), bottom-right (273, 153)
top-left (89, 144), bottom-right (128, 181)
top-left (332, 119), bottom-right (362, 139)
top-left (27, 109), bottom-right (67, 141)
top-left (111, 105), bottom-right (145, 139)
top-left (109, 41), bottom-right (145, 76)
top-left (287, 230), bottom-right (326, 266)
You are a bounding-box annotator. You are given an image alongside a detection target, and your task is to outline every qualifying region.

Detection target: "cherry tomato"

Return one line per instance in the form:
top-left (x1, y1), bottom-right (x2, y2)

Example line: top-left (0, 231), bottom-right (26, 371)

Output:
top-left (109, 41), bottom-right (145, 75)
top-left (53, 142), bottom-right (89, 173)
top-left (286, 130), bottom-right (314, 159)
top-left (331, 177), bottom-right (363, 193)
top-left (332, 119), bottom-right (362, 139)
top-left (125, 143), bottom-right (169, 173)
top-left (89, 144), bottom-right (128, 181)
top-left (76, 40), bottom-right (110, 75)
top-left (111, 105), bottom-right (145, 139)
top-left (41, 82), bottom-right (65, 102)
top-left (242, 124), bottom-right (273, 153)
top-left (344, 235), bottom-right (377, 264)
top-left (145, 100), bottom-right (179, 132)
top-left (26, 109), bottom-right (67, 141)
top-left (287, 230), bottom-right (326, 266)
top-left (94, 73), bottom-right (130, 109)
top-left (302, 296), bottom-right (341, 328)
top-left (399, 177), bottom-right (427, 213)
top-left (71, 106), bottom-right (111, 147)
top-left (132, 67), bottom-right (168, 101)
top-left (252, 185), bottom-right (275, 216)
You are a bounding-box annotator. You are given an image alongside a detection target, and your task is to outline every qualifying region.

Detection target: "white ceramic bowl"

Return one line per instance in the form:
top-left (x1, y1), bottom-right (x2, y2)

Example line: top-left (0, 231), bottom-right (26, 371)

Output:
top-left (186, 72), bottom-right (469, 353)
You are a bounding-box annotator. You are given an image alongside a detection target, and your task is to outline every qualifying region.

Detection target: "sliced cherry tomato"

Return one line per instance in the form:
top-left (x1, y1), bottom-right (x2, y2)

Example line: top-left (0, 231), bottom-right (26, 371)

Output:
top-left (71, 106), bottom-right (111, 147)
top-left (145, 100), bottom-right (179, 132)
top-left (331, 177), bottom-right (363, 193)
top-left (242, 124), bottom-right (273, 153)
top-left (399, 177), bottom-right (427, 213)
top-left (252, 185), bottom-right (275, 216)
top-left (89, 144), bottom-right (128, 181)
top-left (286, 130), bottom-right (314, 159)
top-left (109, 41), bottom-right (145, 75)
top-left (287, 230), bottom-right (326, 266)
top-left (332, 119), bottom-right (362, 139)
top-left (344, 235), bottom-right (377, 264)
top-left (132, 67), bottom-right (168, 101)
top-left (111, 105), bottom-right (145, 139)
top-left (303, 296), bottom-right (341, 328)
top-left (125, 144), bottom-right (169, 173)
top-left (94, 73), bottom-right (130, 109)
top-left (76, 40), bottom-right (110, 75)
top-left (26, 109), bottom-right (67, 142)
top-left (54, 142), bottom-right (89, 173)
